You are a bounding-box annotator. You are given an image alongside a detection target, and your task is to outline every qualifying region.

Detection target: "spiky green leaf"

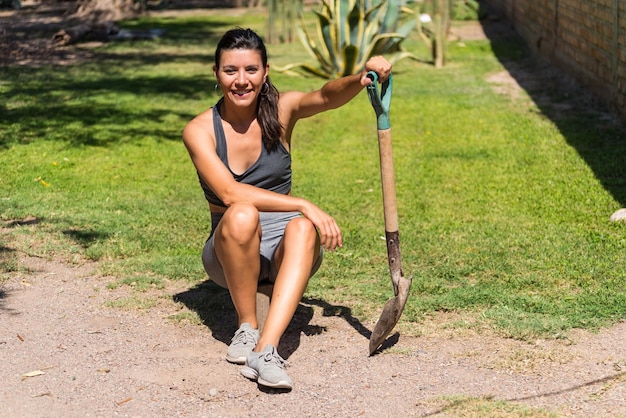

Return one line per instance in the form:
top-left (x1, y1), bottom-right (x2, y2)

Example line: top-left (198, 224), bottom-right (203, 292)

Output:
top-left (342, 44), bottom-right (360, 76)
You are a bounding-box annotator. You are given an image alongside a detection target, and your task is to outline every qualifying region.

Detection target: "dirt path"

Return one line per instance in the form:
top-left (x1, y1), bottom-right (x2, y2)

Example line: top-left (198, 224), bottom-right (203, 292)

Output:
top-left (1, 255), bottom-right (625, 417)
top-left (2, 4), bottom-right (625, 417)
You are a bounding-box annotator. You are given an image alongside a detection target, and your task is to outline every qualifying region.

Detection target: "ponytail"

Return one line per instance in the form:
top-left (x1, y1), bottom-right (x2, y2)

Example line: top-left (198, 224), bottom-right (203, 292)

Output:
top-left (257, 77), bottom-right (282, 151)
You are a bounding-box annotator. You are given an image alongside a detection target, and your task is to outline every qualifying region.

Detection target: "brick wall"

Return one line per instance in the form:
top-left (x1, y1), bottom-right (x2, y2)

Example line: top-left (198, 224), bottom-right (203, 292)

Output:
top-left (483, 0), bottom-right (626, 122)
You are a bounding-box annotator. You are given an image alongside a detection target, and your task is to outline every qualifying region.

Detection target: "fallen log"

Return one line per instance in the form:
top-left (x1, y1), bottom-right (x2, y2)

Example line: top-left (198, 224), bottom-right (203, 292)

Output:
top-left (52, 20), bottom-right (117, 46)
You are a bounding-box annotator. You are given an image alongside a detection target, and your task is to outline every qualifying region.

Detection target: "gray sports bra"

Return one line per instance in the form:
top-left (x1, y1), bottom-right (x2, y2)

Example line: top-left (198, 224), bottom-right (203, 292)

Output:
top-left (198, 104), bottom-right (292, 207)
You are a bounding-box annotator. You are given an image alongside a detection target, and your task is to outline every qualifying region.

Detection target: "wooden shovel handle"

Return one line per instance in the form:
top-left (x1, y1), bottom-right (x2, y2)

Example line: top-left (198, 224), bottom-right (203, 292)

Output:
top-left (378, 127), bottom-right (404, 289)
top-left (377, 128), bottom-right (398, 232)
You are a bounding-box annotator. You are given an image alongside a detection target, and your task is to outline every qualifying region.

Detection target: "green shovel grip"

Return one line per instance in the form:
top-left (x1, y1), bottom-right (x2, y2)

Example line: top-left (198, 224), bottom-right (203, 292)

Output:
top-left (366, 71), bottom-right (392, 130)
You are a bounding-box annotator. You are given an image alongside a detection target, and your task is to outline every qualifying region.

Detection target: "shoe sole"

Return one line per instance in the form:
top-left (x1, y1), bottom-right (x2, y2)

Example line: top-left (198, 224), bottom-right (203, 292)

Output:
top-left (226, 355), bottom-right (246, 365)
top-left (240, 366), bottom-right (292, 390)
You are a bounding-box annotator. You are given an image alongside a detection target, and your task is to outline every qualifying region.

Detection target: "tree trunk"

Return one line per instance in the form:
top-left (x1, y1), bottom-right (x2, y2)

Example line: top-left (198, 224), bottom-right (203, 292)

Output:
top-left (432, 0), bottom-right (450, 68)
top-left (53, 21), bottom-right (116, 45)
top-left (52, 0), bottom-right (142, 45)
top-left (73, 0), bottom-right (143, 22)
top-left (233, 0), bottom-right (263, 7)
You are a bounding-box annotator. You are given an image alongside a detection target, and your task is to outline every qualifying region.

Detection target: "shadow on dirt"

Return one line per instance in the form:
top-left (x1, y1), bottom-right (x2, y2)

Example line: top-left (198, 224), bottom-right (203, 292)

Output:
top-left (0, 245), bottom-right (17, 275)
top-left (509, 371), bottom-right (626, 403)
top-left (0, 242), bottom-right (13, 307)
top-left (1, 217), bottom-right (40, 292)
top-left (173, 280), bottom-right (315, 359)
top-left (173, 280), bottom-right (398, 359)
top-left (478, 3), bottom-right (626, 207)
top-left (422, 370), bottom-right (626, 417)
top-left (0, 286), bottom-right (7, 310)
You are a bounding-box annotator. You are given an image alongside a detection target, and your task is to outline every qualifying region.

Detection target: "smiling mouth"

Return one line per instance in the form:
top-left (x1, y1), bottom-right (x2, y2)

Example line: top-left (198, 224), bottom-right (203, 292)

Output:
top-left (233, 90), bottom-right (251, 96)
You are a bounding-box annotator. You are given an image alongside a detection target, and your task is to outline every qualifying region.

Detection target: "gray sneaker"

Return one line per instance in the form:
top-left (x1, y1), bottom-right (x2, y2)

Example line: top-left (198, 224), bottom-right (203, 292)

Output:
top-left (240, 344), bottom-right (293, 390)
top-left (226, 323), bottom-right (259, 365)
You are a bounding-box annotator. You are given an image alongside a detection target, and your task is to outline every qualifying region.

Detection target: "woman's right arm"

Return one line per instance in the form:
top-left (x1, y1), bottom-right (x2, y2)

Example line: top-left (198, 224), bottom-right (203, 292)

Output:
top-left (182, 116), bottom-right (294, 210)
top-left (182, 116), bottom-right (342, 250)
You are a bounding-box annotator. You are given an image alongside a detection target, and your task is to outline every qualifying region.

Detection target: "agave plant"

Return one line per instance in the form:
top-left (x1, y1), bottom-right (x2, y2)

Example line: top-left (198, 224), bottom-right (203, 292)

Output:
top-left (374, 0), bottom-right (420, 53)
top-left (279, 0), bottom-right (419, 79)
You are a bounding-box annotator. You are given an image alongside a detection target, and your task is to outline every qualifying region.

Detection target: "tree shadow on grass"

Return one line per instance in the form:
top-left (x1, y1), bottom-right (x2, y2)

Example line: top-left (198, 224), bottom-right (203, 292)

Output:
top-left (172, 280), bottom-right (384, 359)
top-left (1, 217), bottom-right (38, 281)
top-left (161, 0), bottom-right (240, 10)
top-left (0, 11), bottom-right (235, 148)
top-left (1, 220), bottom-right (26, 312)
top-left (63, 228), bottom-right (112, 248)
top-left (478, 4), bottom-right (626, 207)
top-left (0, 66), bottom-right (219, 148)
top-left (0, 246), bottom-right (15, 311)
top-left (0, 245), bottom-right (18, 276)
top-left (0, 216), bottom-right (113, 257)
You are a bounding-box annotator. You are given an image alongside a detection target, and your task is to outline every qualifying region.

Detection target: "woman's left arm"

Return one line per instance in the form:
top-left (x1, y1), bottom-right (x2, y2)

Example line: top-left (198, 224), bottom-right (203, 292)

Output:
top-left (281, 56), bottom-right (392, 123)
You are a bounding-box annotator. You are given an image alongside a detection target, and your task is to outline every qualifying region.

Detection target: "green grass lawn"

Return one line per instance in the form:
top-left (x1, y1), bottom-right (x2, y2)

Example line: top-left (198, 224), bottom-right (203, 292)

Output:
top-left (1, 10), bottom-right (625, 340)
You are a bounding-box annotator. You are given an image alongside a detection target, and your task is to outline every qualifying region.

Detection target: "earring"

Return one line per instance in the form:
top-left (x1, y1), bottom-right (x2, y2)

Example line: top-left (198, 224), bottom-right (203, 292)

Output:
top-left (214, 83), bottom-right (223, 96)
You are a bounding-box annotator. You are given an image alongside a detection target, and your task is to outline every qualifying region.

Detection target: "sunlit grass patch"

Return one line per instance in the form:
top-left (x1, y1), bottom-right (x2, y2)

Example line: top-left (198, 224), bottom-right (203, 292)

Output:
top-left (106, 275), bottom-right (165, 292)
top-left (423, 395), bottom-right (556, 418)
top-left (104, 296), bottom-right (159, 310)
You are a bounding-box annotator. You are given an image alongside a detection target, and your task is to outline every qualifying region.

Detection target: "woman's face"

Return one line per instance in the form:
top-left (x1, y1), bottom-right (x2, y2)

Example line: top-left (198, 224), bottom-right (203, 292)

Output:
top-left (214, 48), bottom-right (268, 107)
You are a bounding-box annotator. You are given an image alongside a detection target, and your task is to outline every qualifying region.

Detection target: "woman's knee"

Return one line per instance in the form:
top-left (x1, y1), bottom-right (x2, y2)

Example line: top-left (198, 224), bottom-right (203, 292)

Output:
top-left (285, 217), bottom-right (319, 246)
top-left (219, 203), bottom-right (260, 243)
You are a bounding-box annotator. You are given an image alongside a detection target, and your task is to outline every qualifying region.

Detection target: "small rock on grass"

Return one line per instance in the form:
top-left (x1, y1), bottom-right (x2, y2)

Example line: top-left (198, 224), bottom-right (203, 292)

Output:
top-left (610, 208), bottom-right (626, 222)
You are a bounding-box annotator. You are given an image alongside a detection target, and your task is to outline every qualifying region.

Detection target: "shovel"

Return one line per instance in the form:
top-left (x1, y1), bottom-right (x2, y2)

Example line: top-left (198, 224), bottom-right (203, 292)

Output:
top-left (366, 71), bottom-right (412, 355)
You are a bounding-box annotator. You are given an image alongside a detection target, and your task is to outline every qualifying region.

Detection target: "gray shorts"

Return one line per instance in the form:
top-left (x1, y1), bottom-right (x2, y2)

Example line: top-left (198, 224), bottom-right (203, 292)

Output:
top-left (202, 211), bottom-right (324, 289)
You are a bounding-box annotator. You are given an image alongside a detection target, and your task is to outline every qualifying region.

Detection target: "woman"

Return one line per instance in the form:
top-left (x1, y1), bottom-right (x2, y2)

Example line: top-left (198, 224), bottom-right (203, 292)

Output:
top-left (183, 28), bottom-right (391, 390)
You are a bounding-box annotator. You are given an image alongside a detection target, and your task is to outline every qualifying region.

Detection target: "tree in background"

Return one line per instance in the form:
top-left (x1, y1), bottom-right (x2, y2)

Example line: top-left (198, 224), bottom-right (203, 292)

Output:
top-left (72, 0), bottom-right (143, 22)
top-left (51, 0), bottom-right (143, 45)
top-left (266, 0), bottom-right (301, 44)
top-left (417, 0), bottom-right (451, 68)
top-left (417, 0), bottom-right (485, 67)
top-left (231, 0), bottom-right (263, 7)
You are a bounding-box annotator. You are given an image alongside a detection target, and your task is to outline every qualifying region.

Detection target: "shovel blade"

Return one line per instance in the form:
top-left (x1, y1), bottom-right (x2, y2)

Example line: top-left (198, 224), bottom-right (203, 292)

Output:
top-left (369, 275), bottom-right (412, 355)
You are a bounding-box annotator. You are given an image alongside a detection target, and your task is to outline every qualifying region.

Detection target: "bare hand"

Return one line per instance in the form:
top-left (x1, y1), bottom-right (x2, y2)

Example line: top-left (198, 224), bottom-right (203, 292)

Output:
top-left (301, 202), bottom-right (343, 252)
top-left (360, 56), bottom-right (392, 86)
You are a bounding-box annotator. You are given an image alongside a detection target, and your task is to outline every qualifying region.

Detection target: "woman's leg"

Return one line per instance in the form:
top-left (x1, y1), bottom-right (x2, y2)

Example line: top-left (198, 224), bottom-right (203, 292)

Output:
top-left (255, 217), bottom-right (321, 350)
top-left (214, 203), bottom-right (262, 329)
